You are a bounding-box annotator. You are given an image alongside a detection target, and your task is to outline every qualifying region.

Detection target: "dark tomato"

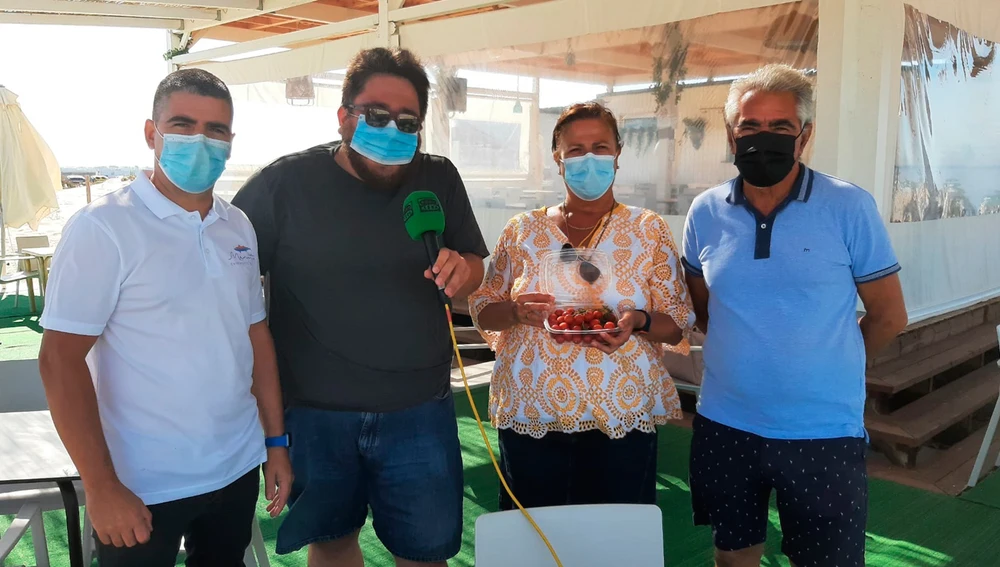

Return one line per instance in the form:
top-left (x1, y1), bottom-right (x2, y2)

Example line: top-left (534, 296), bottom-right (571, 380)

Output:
top-left (572, 325), bottom-right (583, 331)
top-left (582, 335), bottom-right (593, 344)
top-left (553, 309), bottom-right (564, 317)
top-left (554, 334), bottom-right (565, 344)
top-left (572, 335), bottom-right (583, 344)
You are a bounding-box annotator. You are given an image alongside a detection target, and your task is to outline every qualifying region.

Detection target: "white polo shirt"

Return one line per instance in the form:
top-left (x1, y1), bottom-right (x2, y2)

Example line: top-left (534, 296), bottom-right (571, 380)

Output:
top-left (40, 173), bottom-right (268, 505)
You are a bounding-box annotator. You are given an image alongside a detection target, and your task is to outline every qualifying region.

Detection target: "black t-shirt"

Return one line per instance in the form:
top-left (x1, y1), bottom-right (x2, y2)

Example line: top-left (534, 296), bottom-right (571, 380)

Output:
top-left (231, 142), bottom-right (489, 412)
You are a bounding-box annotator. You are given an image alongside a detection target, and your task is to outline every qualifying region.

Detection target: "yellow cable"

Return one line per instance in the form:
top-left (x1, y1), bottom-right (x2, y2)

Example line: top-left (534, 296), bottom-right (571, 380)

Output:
top-left (445, 304), bottom-right (564, 567)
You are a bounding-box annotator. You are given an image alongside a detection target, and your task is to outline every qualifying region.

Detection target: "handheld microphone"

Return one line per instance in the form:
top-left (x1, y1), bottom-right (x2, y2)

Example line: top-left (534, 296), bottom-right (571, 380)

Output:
top-left (403, 190), bottom-right (451, 307)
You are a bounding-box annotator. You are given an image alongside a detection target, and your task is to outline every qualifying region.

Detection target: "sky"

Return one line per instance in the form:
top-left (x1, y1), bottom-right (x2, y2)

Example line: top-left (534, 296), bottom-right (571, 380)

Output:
top-left (2, 23), bottom-right (995, 177)
top-left (0, 24), bottom-right (608, 169)
top-left (0, 24), bottom-right (170, 168)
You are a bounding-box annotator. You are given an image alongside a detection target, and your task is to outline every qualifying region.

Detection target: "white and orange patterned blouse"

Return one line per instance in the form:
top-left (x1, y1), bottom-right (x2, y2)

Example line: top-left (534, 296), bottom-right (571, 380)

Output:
top-left (469, 205), bottom-right (695, 439)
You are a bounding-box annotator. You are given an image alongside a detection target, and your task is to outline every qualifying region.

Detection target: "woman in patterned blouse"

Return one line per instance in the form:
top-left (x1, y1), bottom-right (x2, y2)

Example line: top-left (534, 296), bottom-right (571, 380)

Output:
top-left (470, 102), bottom-right (695, 510)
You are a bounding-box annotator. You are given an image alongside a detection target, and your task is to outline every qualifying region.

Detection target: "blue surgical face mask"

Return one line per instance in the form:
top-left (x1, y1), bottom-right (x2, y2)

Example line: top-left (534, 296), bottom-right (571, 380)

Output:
top-left (562, 153), bottom-right (616, 201)
top-left (155, 128), bottom-right (231, 194)
top-left (349, 114), bottom-right (419, 166)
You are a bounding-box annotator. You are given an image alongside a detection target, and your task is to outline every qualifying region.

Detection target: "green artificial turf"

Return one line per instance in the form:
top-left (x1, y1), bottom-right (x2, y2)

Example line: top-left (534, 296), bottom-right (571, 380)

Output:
top-left (3, 384), bottom-right (1000, 566)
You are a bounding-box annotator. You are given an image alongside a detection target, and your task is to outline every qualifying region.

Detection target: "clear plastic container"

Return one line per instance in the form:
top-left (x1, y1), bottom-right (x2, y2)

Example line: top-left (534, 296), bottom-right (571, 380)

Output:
top-left (539, 247), bottom-right (622, 338)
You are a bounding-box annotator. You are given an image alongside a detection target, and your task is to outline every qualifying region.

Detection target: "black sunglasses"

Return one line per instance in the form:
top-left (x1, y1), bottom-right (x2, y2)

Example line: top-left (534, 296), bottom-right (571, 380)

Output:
top-left (346, 105), bottom-right (422, 134)
top-left (560, 243), bottom-right (602, 284)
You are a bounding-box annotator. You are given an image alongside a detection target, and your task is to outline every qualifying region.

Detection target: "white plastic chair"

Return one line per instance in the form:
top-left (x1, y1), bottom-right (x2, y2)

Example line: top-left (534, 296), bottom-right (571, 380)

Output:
top-left (0, 253), bottom-right (41, 312)
top-left (82, 513), bottom-right (271, 566)
top-left (475, 504), bottom-right (664, 567)
top-left (0, 502), bottom-right (49, 567)
top-left (0, 481), bottom-right (86, 567)
top-left (672, 345), bottom-right (703, 402)
top-left (968, 324), bottom-right (1000, 488)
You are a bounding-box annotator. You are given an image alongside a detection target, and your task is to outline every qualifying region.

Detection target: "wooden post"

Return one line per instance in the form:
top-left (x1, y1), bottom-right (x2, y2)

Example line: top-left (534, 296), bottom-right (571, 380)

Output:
top-left (85, 175), bottom-right (92, 204)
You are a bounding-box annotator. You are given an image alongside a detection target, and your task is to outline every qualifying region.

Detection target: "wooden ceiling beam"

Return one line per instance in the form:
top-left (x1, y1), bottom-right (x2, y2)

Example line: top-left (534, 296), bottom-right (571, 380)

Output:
top-left (0, 0), bottom-right (218, 20)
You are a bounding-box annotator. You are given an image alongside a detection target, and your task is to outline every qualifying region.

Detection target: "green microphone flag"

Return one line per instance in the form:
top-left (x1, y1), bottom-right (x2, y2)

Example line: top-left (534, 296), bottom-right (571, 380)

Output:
top-left (402, 191), bottom-right (450, 307)
top-left (403, 190), bottom-right (445, 241)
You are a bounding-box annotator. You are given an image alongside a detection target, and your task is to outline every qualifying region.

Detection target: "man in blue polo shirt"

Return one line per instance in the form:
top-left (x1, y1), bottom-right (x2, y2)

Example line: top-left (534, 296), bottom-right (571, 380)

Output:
top-left (682, 64), bottom-right (908, 567)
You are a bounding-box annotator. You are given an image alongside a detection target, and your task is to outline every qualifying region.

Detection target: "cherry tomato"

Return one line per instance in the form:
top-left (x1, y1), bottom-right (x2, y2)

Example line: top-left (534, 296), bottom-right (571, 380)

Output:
top-left (557, 322), bottom-right (569, 331)
top-left (554, 334), bottom-right (565, 344)
top-left (572, 325), bottom-right (583, 331)
top-left (604, 321), bottom-right (616, 330)
top-left (591, 322), bottom-right (604, 331)
top-left (572, 335), bottom-right (583, 344)
top-left (582, 335), bottom-right (593, 344)
top-left (553, 309), bottom-right (564, 317)
top-left (573, 315), bottom-right (585, 326)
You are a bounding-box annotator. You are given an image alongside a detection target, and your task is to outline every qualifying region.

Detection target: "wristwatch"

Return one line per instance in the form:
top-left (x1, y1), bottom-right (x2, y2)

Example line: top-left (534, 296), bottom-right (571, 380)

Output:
top-left (265, 434), bottom-right (290, 448)
top-left (634, 309), bottom-right (652, 334)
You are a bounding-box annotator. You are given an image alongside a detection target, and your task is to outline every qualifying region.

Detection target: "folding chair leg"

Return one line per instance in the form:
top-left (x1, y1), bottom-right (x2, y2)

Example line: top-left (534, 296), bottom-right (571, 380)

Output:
top-left (969, 396), bottom-right (1000, 488)
top-left (13, 279), bottom-right (19, 308)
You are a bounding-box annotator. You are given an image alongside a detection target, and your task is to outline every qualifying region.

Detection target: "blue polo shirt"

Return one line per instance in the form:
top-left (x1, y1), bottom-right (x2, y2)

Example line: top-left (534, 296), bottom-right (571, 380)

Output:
top-left (682, 165), bottom-right (900, 440)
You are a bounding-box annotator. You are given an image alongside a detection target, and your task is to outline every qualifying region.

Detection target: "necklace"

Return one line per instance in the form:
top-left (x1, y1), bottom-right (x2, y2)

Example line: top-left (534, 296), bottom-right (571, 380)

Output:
top-left (562, 200), bottom-right (617, 249)
top-left (559, 203), bottom-right (599, 231)
top-left (587, 200), bottom-right (617, 249)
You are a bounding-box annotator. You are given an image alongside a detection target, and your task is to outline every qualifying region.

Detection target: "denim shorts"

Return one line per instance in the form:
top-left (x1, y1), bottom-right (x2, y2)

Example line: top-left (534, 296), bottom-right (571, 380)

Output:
top-left (275, 389), bottom-right (464, 562)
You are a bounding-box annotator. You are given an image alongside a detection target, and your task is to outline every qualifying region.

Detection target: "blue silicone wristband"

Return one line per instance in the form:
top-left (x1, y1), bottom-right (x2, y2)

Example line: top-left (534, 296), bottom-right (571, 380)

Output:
top-left (265, 434), bottom-right (290, 448)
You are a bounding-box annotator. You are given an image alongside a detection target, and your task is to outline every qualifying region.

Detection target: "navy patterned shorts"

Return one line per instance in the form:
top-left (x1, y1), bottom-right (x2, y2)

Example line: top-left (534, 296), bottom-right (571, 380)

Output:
top-left (689, 414), bottom-right (868, 567)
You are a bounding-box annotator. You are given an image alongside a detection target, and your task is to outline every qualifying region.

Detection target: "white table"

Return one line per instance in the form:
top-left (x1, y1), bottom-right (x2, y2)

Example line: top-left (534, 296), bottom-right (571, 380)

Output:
top-left (0, 411), bottom-right (84, 567)
top-left (20, 247), bottom-right (55, 298)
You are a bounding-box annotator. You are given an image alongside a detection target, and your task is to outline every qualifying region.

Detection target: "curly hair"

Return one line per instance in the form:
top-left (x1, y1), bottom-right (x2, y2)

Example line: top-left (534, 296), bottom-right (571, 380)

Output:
top-left (341, 48), bottom-right (430, 117)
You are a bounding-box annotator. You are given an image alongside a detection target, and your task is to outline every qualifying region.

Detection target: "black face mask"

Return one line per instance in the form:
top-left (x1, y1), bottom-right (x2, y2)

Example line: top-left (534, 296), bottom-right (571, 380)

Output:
top-left (733, 131), bottom-right (799, 188)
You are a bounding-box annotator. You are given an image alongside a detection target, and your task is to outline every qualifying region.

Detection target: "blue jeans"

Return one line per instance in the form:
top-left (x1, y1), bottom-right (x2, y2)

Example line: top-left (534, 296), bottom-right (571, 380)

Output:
top-left (275, 389), bottom-right (464, 562)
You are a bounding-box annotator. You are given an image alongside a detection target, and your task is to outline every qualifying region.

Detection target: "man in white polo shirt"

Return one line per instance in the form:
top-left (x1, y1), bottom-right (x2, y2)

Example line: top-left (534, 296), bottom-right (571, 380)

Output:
top-left (38, 69), bottom-right (292, 566)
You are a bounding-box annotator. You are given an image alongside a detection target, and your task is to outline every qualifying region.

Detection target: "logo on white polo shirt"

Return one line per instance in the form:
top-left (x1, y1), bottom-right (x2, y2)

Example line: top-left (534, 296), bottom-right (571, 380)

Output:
top-left (229, 244), bottom-right (256, 266)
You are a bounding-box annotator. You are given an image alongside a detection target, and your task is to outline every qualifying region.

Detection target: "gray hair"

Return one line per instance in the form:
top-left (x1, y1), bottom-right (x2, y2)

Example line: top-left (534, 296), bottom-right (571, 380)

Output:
top-left (724, 64), bottom-right (815, 128)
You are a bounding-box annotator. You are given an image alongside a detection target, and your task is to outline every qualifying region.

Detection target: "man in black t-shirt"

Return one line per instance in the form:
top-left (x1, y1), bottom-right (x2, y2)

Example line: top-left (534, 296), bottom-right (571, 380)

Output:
top-left (232, 48), bottom-right (488, 567)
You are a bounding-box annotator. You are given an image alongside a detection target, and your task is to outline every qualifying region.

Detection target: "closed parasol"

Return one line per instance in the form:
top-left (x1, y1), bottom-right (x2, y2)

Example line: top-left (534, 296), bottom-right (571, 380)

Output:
top-left (0, 85), bottom-right (60, 257)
